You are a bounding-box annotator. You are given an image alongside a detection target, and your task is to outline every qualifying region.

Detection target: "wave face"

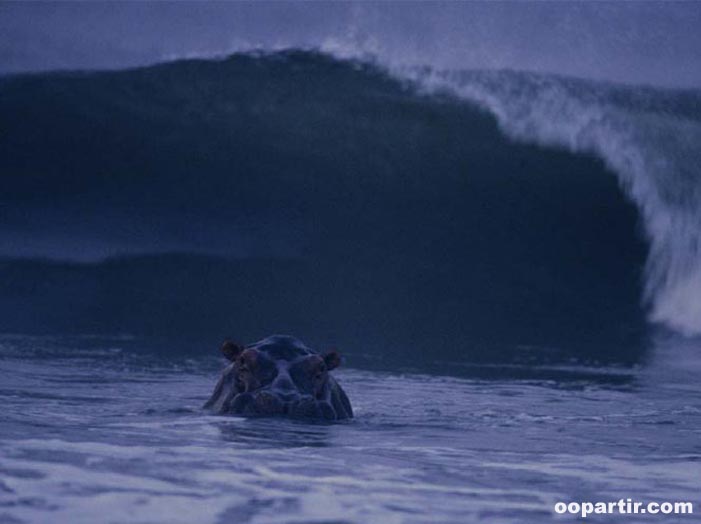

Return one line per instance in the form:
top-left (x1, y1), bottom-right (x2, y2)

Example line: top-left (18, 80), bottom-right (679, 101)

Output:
top-left (3, 50), bottom-right (697, 362)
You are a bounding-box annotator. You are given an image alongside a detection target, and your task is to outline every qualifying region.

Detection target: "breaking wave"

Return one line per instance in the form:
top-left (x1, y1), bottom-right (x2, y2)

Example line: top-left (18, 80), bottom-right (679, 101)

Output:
top-left (1, 49), bottom-right (700, 361)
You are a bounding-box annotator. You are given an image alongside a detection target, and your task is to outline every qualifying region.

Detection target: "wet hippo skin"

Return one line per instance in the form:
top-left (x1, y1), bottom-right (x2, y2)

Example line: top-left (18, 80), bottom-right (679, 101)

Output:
top-left (204, 335), bottom-right (353, 420)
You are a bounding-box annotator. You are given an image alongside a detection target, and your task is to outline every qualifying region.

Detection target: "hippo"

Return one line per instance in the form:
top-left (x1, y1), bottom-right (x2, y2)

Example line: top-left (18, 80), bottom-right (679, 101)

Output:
top-left (204, 335), bottom-right (353, 420)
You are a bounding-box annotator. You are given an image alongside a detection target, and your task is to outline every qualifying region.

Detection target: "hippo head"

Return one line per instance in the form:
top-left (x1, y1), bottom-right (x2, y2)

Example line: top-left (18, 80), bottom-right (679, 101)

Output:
top-left (204, 335), bottom-right (353, 420)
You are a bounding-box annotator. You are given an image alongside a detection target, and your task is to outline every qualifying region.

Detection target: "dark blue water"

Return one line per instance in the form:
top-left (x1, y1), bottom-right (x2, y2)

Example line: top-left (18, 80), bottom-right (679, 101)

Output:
top-left (1, 334), bottom-right (700, 523)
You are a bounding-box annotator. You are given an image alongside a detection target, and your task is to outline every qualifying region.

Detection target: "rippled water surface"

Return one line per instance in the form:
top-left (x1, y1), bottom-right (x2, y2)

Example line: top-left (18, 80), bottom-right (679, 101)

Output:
top-left (1, 336), bottom-right (700, 524)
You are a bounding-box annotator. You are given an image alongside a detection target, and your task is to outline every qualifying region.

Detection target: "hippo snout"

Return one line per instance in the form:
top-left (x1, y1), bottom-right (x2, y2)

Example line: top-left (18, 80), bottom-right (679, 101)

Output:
top-left (253, 390), bottom-right (286, 415)
top-left (225, 390), bottom-right (285, 416)
top-left (288, 398), bottom-right (337, 420)
top-left (226, 390), bottom-right (337, 420)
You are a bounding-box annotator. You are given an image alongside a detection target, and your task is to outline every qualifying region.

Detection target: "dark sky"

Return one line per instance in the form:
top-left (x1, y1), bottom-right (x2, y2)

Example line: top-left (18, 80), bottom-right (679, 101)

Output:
top-left (1, 1), bottom-right (700, 88)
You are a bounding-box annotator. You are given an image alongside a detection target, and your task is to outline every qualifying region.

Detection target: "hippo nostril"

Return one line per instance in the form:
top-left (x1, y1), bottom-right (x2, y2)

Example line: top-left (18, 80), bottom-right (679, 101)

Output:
top-left (276, 391), bottom-right (299, 402)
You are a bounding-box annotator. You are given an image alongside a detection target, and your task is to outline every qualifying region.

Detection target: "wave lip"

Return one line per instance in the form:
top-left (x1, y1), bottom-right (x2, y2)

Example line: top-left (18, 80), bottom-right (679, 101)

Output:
top-left (383, 64), bottom-right (701, 336)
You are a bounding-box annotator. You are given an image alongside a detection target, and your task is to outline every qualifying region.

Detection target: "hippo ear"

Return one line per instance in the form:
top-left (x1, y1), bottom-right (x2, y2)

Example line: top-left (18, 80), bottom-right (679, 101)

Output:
top-left (323, 350), bottom-right (342, 370)
top-left (220, 340), bottom-right (244, 361)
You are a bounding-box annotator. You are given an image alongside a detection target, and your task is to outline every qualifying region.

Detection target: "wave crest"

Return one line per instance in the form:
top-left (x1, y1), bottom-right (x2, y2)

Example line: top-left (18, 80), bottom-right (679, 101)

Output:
top-left (387, 65), bottom-right (701, 336)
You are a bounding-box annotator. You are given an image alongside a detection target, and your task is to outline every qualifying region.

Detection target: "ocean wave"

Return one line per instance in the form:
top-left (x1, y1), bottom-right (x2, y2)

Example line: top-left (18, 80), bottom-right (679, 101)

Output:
top-left (3, 49), bottom-right (699, 356)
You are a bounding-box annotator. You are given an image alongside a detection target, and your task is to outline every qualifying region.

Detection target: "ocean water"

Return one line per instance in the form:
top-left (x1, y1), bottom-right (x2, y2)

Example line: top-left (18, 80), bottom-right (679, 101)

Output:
top-left (2, 335), bottom-right (700, 524)
top-left (2, 48), bottom-right (701, 524)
